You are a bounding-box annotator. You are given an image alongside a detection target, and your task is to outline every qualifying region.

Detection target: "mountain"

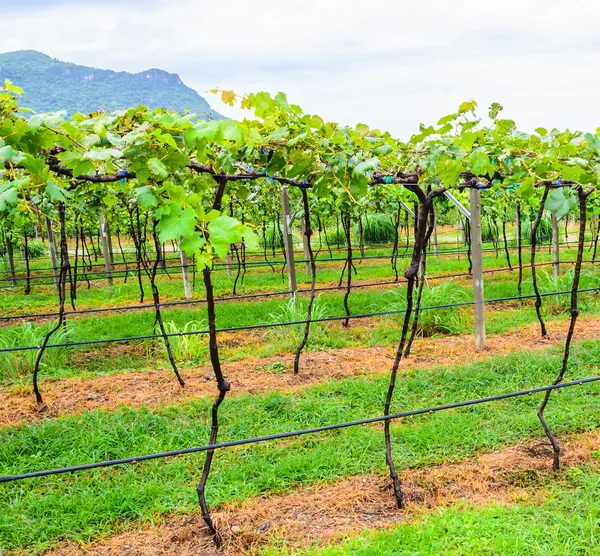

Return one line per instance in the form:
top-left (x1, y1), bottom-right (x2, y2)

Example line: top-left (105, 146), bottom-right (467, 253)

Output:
top-left (0, 50), bottom-right (221, 119)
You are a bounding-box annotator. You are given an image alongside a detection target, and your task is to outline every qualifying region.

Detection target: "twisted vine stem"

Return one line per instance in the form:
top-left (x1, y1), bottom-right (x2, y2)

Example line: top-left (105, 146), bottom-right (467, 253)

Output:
top-left (404, 202), bottom-right (436, 358)
top-left (502, 209), bottom-right (512, 270)
top-left (391, 202), bottom-right (401, 282)
top-left (32, 202), bottom-right (69, 405)
top-left (516, 202), bottom-right (523, 297)
top-left (384, 185), bottom-right (445, 508)
top-left (293, 187), bottom-right (316, 375)
top-left (530, 185), bottom-right (551, 337)
top-left (341, 210), bottom-right (354, 327)
top-left (537, 186), bottom-right (592, 470)
top-left (196, 176), bottom-right (230, 546)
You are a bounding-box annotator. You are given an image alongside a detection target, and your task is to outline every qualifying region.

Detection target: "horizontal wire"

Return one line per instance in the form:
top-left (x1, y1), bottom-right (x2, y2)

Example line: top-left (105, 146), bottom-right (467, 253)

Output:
top-left (2, 374), bottom-right (598, 484)
top-left (1, 285), bottom-right (599, 353)
top-left (0, 253), bottom-right (593, 323)
top-left (0, 237), bottom-right (584, 286)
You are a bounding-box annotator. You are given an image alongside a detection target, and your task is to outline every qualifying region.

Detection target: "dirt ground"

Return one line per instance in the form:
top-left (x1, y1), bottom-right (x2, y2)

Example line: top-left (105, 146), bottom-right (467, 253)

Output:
top-left (45, 429), bottom-right (600, 555)
top-left (2, 316), bottom-right (598, 429)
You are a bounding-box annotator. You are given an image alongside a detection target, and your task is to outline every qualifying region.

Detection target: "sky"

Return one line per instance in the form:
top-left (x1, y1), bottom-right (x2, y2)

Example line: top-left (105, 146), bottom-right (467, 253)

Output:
top-left (1, 0), bottom-right (599, 137)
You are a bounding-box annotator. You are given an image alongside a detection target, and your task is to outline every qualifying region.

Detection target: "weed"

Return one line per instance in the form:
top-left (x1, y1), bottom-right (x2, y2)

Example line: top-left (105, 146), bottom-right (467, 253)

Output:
top-left (255, 361), bottom-right (289, 374)
top-left (154, 320), bottom-right (208, 363)
top-left (386, 280), bottom-right (470, 336)
top-left (532, 268), bottom-right (600, 314)
top-left (0, 320), bottom-right (71, 380)
top-left (267, 294), bottom-right (332, 346)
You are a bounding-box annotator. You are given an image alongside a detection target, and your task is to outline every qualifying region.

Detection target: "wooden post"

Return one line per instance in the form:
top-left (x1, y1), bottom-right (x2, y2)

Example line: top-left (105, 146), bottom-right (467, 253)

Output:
top-left (5, 232), bottom-right (16, 287)
top-left (516, 206), bottom-right (522, 261)
top-left (470, 188), bottom-right (486, 349)
top-left (432, 213), bottom-right (439, 257)
top-left (225, 250), bottom-right (232, 276)
top-left (106, 222), bottom-right (115, 266)
top-left (99, 213), bottom-right (113, 287)
top-left (45, 217), bottom-right (59, 291)
top-left (301, 217), bottom-right (311, 277)
top-left (180, 241), bottom-right (192, 300)
top-left (280, 186), bottom-right (297, 296)
top-left (552, 211), bottom-right (560, 279)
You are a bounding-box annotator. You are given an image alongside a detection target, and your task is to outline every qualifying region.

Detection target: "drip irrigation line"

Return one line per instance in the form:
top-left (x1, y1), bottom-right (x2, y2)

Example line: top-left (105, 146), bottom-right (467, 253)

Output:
top-left (0, 258), bottom-right (595, 324)
top-left (0, 237), bottom-right (585, 286)
top-left (0, 288), bottom-right (293, 321)
top-left (0, 228), bottom-right (575, 270)
top-left (0, 254), bottom-right (185, 274)
top-left (0, 262), bottom-right (192, 285)
top-left (2, 286), bottom-right (599, 354)
top-left (2, 373), bottom-right (599, 484)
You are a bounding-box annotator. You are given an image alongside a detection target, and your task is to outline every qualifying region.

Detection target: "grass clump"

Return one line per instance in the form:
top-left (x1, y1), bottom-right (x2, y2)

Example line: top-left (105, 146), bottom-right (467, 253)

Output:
top-left (532, 268), bottom-right (600, 315)
top-left (154, 319), bottom-right (208, 363)
top-left (267, 294), bottom-right (332, 346)
top-left (386, 280), bottom-right (470, 336)
top-left (0, 320), bottom-right (71, 380)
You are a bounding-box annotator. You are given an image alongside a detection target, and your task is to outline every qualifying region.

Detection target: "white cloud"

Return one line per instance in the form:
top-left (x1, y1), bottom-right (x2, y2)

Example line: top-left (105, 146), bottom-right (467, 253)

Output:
top-left (1, 0), bottom-right (600, 136)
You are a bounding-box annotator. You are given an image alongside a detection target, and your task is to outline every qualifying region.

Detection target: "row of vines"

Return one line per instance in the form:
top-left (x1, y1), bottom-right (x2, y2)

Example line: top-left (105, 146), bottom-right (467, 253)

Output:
top-left (2, 81), bottom-right (599, 544)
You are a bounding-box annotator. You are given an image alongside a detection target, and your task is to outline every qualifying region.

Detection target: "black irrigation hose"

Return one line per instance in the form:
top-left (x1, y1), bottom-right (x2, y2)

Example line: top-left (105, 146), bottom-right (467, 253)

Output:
top-left (0, 254), bottom-right (185, 275)
top-left (2, 374), bottom-right (599, 484)
top-left (0, 238), bottom-right (584, 286)
top-left (2, 285), bottom-right (600, 354)
top-left (0, 257), bottom-right (595, 324)
top-left (0, 230), bottom-right (582, 270)
top-left (0, 238), bottom-right (399, 266)
top-left (0, 262), bottom-right (192, 285)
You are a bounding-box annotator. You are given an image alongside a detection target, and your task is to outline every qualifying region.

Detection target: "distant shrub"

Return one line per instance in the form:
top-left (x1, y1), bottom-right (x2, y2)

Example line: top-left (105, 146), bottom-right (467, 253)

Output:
top-left (24, 238), bottom-right (47, 259)
top-left (362, 214), bottom-right (396, 244)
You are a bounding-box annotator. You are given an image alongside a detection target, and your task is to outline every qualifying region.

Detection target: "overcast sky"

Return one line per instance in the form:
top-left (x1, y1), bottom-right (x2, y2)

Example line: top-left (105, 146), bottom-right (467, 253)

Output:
top-left (1, 0), bottom-right (599, 137)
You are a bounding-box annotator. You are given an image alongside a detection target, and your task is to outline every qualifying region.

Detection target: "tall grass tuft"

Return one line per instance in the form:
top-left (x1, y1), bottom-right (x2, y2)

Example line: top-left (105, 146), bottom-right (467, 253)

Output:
top-left (386, 280), bottom-right (470, 337)
top-left (0, 321), bottom-right (71, 381)
top-left (267, 294), bottom-right (332, 346)
top-left (325, 226), bottom-right (347, 247)
top-left (522, 215), bottom-right (553, 244)
top-left (362, 214), bottom-right (396, 244)
top-left (154, 320), bottom-right (208, 363)
top-left (481, 217), bottom-right (499, 243)
top-left (532, 268), bottom-right (600, 314)
top-left (259, 222), bottom-right (284, 250)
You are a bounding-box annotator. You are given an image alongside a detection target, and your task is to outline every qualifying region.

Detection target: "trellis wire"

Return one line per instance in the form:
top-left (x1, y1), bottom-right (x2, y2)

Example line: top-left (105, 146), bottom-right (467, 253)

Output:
top-left (1, 285), bottom-right (599, 354)
top-left (2, 374), bottom-right (598, 484)
top-left (0, 237), bottom-right (584, 287)
top-left (0, 257), bottom-right (595, 323)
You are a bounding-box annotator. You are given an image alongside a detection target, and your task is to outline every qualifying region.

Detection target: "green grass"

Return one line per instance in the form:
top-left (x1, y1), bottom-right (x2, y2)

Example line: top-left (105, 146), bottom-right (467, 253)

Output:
top-left (0, 242), bottom-right (583, 316)
top-left (0, 321), bottom-right (72, 381)
top-left (277, 465), bottom-right (600, 555)
top-left (0, 264), bottom-right (600, 385)
top-left (1, 262), bottom-right (599, 385)
top-left (385, 280), bottom-right (470, 336)
top-left (1, 340), bottom-right (600, 552)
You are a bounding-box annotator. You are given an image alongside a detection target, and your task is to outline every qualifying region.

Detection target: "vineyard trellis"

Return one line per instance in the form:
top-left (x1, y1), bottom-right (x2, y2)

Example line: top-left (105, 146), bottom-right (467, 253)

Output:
top-left (2, 81), bottom-right (600, 543)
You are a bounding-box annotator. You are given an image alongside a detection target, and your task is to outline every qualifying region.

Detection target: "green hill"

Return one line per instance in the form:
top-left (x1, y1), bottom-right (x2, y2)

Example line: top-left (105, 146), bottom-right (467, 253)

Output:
top-left (0, 50), bottom-right (221, 118)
